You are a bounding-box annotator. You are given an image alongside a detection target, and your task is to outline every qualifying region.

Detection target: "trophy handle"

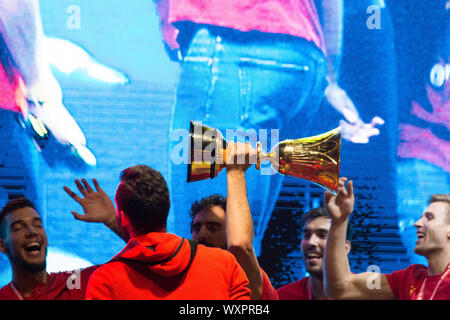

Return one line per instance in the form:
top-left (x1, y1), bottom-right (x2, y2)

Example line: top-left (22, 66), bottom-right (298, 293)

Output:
top-left (256, 141), bottom-right (262, 170)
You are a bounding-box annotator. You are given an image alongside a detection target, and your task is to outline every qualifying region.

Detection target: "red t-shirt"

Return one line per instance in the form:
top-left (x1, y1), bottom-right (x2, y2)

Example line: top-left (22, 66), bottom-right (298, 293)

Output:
top-left (260, 268), bottom-right (278, 300)
top-left (277, 277), bottom-right (309, 300)
top-left (157, 0), bottom-right (325, 53)
top-left (385, 264), bottom-right (450, 300)
top-left (0, 266), bottom-right (97, 300)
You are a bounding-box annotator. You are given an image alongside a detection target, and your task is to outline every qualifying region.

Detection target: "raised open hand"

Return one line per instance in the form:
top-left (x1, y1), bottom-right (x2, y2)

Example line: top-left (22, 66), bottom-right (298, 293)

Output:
top-left (63, 178), bottom-right (116, 225)
top-left (324, 177), bottom-right (354, 224)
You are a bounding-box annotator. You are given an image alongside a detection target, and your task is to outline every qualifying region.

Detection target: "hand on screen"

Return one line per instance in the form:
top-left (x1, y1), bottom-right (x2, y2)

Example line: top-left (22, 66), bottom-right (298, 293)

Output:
top-left (324, 82), bottom-right (384, 143)
top-left (340, 116), bottom-right (385, 143)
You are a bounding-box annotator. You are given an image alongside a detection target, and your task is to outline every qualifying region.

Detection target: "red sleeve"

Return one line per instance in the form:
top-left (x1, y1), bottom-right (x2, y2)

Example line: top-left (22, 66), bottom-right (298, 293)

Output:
top-left (385, 265), bottom-right (422, 300)
top-left (385, 270), bottom-right (401, 299)
top-left (260, 268), bottom-right (278, 300)
top-left (85, 265), bottom-right (117, 300)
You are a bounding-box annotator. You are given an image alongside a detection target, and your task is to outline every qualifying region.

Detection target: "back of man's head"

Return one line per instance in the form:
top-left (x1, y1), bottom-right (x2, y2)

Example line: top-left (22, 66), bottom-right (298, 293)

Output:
top-left (301, 207), bottom-right (353, 241)
top-left (115, 165), bottom-right (170, 235)
top-left (0, 197), bottom-right (38, 239)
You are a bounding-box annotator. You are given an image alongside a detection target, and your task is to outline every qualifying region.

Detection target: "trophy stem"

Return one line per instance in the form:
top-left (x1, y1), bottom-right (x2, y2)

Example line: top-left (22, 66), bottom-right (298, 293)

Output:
top-left (255, 141), bottom-right (278, 170)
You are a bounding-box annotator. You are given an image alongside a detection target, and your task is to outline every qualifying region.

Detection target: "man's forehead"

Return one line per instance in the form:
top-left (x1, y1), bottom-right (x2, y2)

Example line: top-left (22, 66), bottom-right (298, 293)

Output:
top-left (6, 206), bottom-right (41, 224)
top-left (194, 206), bottom-right (225, 223)
top-left (424, 201), bottom-right (449, 218)
top-left (303, 216), bottom-right (331, 230)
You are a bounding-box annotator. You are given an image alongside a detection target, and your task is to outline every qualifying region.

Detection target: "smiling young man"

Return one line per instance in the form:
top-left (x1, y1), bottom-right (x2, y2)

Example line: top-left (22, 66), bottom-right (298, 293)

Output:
top-left (276, 206), bottom-right (352, 300)
top-left (0, 198), bottom-right (98, 300)
top-left (323, 179), bottom-right (450, 300)
top-left (0, 179), bottom-right (127, 300)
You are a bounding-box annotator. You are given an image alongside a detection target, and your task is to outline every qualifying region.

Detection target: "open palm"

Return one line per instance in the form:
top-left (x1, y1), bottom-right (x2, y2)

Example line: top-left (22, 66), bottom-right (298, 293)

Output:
top-left (324, 177), bottom-right (354, 223)
top-left (63, 178), bottom-right (116, 225)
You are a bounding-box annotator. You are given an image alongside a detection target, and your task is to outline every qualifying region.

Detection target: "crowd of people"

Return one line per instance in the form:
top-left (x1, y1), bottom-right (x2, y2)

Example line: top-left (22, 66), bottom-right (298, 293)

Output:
top-left (0, 142), bottom-right (448, 300)
top-left (0, 0), bottom-right (448, 301)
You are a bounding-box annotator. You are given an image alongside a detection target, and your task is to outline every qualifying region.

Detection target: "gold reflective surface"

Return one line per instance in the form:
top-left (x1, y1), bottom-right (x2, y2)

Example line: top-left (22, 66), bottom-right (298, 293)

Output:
top-left (187, 121), bottom-right (341, 194)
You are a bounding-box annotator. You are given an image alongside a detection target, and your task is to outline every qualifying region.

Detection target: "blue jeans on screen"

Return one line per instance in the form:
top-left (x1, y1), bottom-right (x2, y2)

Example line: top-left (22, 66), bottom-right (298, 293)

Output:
top-left (168, 26), bottom-right (327, 256)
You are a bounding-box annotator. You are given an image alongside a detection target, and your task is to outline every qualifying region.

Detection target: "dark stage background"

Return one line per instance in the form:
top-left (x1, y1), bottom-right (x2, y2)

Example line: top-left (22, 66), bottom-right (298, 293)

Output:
top-left (0, 0), bottom-right (449, 289)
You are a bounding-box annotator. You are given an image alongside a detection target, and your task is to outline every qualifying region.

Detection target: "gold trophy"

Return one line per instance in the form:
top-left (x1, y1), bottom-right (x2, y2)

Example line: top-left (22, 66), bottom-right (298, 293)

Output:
top-left (187, 121), bottom-right (341, 194)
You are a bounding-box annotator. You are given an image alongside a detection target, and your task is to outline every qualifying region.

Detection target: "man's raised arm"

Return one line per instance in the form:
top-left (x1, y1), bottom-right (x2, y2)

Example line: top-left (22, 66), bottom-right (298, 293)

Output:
top-left (225, 142), bottom-right (264, 300)
top-left (320, 0), bottom-right (385, 143)
top-left (324, 178), bottom-right (395, 299)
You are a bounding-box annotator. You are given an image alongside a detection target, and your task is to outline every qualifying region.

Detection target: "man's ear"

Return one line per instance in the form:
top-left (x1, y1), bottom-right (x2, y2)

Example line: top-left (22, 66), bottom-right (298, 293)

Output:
top-left (118, 211), bottom-right (131, 236)
top-left (0, 238), bottom-right (8, 254)
top-left (345, 240), bottom-right (351, 255)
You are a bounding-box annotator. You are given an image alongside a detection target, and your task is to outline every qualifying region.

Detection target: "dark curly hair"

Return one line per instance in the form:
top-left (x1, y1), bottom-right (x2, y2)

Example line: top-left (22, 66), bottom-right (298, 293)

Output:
top-left (301, 207), bottom-right (352, 241)
top-left (115, 165), bottom-right (170, 235)
top-left (190, 194), bottom-right (226, 219)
